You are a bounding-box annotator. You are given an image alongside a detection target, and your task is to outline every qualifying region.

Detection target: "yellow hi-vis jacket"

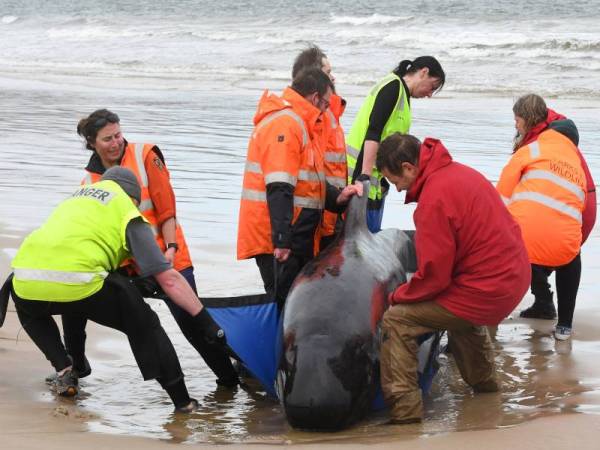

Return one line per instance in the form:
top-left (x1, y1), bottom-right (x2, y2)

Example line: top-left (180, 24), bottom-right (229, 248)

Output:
top-left (12, 180), bottom-right (143, 301)
top-left (346, 72), bottom-right (411, 203)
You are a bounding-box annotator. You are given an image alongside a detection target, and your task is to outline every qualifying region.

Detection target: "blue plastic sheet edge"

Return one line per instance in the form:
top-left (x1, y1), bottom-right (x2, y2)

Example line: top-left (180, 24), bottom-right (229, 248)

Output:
top-left (204, 294), bottom-right (442, 408)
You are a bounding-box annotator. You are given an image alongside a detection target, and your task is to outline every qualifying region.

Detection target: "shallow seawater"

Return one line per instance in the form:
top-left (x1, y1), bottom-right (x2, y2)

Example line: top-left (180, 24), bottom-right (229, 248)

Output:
top-left (36, 306), bottom-right (599, 445)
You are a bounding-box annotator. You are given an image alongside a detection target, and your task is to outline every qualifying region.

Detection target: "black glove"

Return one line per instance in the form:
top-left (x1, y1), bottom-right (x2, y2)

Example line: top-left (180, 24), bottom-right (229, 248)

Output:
top-left (192, 308), bottom-right (227, 347)
top-left (132, 276), bottom-right (163, 298)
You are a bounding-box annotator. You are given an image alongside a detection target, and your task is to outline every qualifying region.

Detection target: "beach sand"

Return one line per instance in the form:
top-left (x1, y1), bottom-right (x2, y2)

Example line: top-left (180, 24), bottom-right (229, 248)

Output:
top-left (3, 231), bottom-right (600, 449)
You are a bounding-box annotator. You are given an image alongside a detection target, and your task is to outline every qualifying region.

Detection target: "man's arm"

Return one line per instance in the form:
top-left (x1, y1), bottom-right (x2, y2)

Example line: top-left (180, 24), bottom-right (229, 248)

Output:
top-left (126, 219), bottom-right (224, 344)
top-left (261, 121), bottom-right (303, 262)
top-left (325, 181), bottom-right (363, 212)
top-left (266, 182), bottom-right (294, 259)
top-left (389, 201), bottom-right (455, 304)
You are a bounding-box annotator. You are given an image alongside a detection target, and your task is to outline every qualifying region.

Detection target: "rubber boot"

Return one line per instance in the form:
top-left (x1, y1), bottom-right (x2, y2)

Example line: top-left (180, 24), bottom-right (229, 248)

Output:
top-left (519, 293), bottom-right (557, 320)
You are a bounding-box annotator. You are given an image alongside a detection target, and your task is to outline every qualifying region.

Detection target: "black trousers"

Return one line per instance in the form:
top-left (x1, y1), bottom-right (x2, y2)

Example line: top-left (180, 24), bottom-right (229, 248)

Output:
top-left (62, 267), bottom-right (238, 384)
top-left (12, 273), bottom-right (184, 385)
top-left (255, 253), bottom-right (311, 310)
top-left (531, 253), bottom-right (581, 327)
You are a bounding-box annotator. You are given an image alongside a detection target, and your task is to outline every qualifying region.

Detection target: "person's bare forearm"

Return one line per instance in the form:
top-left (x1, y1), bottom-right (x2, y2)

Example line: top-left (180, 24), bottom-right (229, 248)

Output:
top-left (154, 268), bottom-right (202, 316)
top-left (161, 217), bottom-right (177, 244)
top-left (361, 140), bottom-right (380, 176)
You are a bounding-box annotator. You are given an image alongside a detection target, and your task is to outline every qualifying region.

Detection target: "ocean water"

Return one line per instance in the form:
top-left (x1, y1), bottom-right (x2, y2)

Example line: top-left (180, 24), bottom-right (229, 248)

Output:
top-left (1, 0), bottom-right (600, 96)
top-left (1, 0), bottom-right (600, 443)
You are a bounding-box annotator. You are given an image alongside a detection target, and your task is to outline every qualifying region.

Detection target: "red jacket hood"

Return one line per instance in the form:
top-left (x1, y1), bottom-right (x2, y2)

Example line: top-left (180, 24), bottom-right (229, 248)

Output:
top-left (520, 108), bottom-right (566, 148)
top-left (405, 138), bottom-right (453, 203)
top-left (253, 87), bottom-right (322, 135)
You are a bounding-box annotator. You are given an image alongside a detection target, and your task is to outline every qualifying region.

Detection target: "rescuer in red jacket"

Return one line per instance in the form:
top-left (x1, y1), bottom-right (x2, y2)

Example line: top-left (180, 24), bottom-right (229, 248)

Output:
top-left (375, 133), bottom-right (530, 424)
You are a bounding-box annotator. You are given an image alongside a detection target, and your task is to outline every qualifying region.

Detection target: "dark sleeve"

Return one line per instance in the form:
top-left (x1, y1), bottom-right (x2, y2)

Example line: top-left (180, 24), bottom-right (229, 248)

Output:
top-left (266, 182), bottom-right (294, 248)
top-left (364, 79), bottom-right (400, 142)
top-left (125, 217), bottom-right (172, 277)
top-left (325, 182), bottom-right (345, 213)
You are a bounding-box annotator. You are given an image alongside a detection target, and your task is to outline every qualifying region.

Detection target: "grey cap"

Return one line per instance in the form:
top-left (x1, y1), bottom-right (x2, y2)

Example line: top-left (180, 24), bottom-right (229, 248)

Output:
top-left (101, 166), bottom-right (141, 203)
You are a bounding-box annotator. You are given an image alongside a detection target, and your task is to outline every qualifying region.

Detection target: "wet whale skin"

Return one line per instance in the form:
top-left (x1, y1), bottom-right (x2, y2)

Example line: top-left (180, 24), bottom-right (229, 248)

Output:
top-left (276, 185), bottom-right (418, 430)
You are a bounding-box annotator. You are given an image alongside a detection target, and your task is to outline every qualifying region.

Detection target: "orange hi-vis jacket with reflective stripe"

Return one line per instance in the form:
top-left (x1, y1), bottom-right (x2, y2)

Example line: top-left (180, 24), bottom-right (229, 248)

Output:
top-left (83, 142), bottom-right (193, 271)
top-left (320, 94), bottom-right (348, 239)
top-left (237, 87), bottom-right (326, 260)
top-left (497, 129), bottom-right (586, 267)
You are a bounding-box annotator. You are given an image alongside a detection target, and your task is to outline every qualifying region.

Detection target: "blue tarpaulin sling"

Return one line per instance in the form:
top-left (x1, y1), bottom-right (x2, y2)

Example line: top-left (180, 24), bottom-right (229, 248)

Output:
top-left (204, 293), bottom-right (442, 406)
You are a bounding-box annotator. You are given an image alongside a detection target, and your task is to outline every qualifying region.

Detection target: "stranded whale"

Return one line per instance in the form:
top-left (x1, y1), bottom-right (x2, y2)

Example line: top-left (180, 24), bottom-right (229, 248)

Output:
top-left (275, 181), bottom-right (437, 430)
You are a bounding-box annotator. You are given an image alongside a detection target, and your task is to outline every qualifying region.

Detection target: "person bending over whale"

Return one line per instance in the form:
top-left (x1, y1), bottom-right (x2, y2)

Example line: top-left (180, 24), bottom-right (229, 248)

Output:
top-left (498, 94), bottom-right (595, 341)
top-left (8, 167), bottom-right (224, 412)
top-left (375, 133), bottom-right (530, 424)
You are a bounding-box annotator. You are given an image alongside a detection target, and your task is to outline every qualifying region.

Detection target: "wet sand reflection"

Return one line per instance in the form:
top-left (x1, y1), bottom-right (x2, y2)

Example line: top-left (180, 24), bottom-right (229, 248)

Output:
top-left (68, 311), bottom-right (600, 444)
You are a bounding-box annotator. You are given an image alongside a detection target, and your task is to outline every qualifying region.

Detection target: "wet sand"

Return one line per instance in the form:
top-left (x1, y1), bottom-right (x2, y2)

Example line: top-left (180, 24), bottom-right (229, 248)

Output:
top-left (3, 231), bottom-right (600, 449)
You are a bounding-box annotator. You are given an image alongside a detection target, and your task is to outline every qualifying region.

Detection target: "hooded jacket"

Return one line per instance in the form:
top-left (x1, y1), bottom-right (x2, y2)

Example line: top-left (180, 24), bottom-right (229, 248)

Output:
top-left (519, 109), bottom-right (595, 243)
top-left (237, 88), bottom-right (342, 260)
top-left (389, 139), bottom-right (530, 325)
top-left (320, 94), bottom-right (348, 239)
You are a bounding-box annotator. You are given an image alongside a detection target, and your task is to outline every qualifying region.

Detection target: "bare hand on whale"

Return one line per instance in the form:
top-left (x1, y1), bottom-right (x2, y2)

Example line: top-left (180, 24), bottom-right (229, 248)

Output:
top-left (336, 181), bottom-right (363, 205)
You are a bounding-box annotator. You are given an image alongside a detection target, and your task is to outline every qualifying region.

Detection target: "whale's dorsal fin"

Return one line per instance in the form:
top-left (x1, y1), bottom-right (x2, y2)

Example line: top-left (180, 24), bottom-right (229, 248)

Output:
top-left (343, 180), bottom-right (370, 238)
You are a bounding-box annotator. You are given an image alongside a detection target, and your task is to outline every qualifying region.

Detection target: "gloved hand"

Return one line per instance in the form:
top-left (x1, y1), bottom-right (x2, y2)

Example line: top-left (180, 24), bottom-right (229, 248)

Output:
top-left (132, 276), bottom-right (162, 298)
top-left (192, 308), bottom-right (227, 347)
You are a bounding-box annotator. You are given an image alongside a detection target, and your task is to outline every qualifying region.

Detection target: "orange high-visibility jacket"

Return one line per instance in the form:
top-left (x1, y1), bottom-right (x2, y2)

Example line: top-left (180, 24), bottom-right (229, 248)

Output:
top-left (497, 129), bottom-right (586, 267)
top-left (237, 87), bottom-right (326, 260)
top-left (319, 93), bottom-right (348, 239)
top-left (83, 142), bottom-right (193, 271)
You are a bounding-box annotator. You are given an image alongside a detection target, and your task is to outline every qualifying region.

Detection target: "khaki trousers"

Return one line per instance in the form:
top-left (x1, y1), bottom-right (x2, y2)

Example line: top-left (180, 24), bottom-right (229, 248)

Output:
top-left (380, 301), bottom-right (498, 422)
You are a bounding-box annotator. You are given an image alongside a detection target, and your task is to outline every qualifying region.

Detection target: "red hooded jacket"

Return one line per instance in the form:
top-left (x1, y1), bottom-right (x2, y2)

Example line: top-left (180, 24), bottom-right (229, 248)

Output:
top-left (520, 109), bottom-right (596, 243)
top-left (389, 139), bottom-right (531, 325)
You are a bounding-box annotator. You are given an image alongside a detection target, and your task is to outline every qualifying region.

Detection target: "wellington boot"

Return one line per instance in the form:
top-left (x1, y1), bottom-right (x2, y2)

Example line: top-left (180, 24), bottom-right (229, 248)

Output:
top-left (519, 301), bottom-right (556, 320)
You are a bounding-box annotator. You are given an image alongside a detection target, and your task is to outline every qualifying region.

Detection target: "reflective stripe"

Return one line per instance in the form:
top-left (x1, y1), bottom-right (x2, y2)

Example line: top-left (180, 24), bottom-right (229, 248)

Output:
top-left (294, 196), bottom-right (323, 209)
top-left (134, 143), bottom-right (148, 188)
top-left (245, 161), bottom-right (262, 174)
top-left (397, 87), bottom-right (405, 112)
top-left (14, 268), bottom-right (108, 284)
top-left (298, 170), bottom-right (324, 182)
top-left (326, 176), bottom-right (346, 189)
top-left (510, 192), bottom-right (582, 223)
top-left (83, 173), bottom-right (92, 184)
top-left (255, 109), bottom-right (308, 147)
top-left (325, 152), bottom-right (347, 163)
top-left (501, 195), bottom-right (510, 205)
top-left (370, 176), bottom-right (380, 189)
top-left (521, 170), bottom-right (586, 202)
top-left (242, 189), bottom-right (323, 209)
top-left (347, 144), bottom-right (360, 159)
top-left (265, 172), bottom-right (297, 185)
top-left (241, 189), bottom-right (267, 202)
top-left (138, 199), bottom-right (154, 212)
top-left (326, 110), bottom-right (337, 129)
top-left (529, 141), bottom-right (540, 159)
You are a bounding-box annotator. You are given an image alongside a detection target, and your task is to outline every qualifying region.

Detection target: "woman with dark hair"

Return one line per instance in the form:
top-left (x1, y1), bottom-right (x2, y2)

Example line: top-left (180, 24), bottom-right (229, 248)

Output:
top-left (497, 94), bottom-right (596, 341)
top-left (58, 109), bottom-right (239, 387)
top-left (346, 56), bottom-right (445, 232)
